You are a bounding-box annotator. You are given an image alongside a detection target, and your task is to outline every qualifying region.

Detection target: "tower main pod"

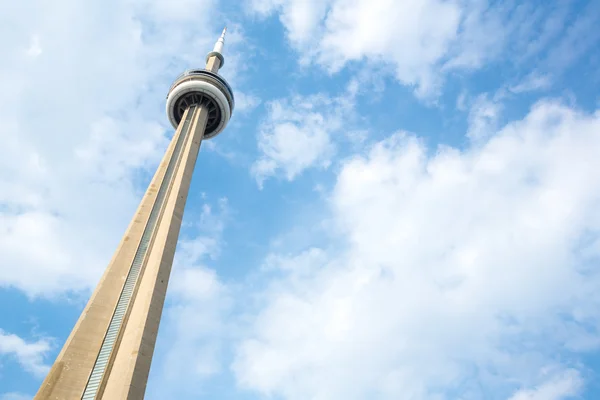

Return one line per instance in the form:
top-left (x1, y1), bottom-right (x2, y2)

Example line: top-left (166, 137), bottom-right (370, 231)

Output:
top-left (35, 29), bottom-right (234, 400)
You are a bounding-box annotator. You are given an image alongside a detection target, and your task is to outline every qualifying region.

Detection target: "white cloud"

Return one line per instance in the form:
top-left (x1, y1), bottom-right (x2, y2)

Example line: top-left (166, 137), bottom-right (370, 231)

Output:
top-left (146, 198), bottom-right (232, 399)
top-left (509, 73), bottom-right (552, 94)
top-left (0, 330), bottom-right (51, 377)
top-left (320, 0), bottom-right (460, 97)
top-left (456, 90), bottom-right (469, 111)
top-left (138, 0), bottom-right (216, 23)
top-left (251, 0), bottom-right (460, 97)
top-left (0, 0), bottom-right (229, 297)
top-left (467, 93), bottom-right (503, 140)
top-left (251, 93), bottom-right (352, 187)
top-left (0, 393), bottom-right (33, 400)
top-left (233, 101), bottom-right (600, 399)
top-left (157, 265), bottom-right (231, 386)
top-left (249, 0), bottom-right (329, 47)
top-left (25, 34), bottom-right (42, 57)
top-left (234, 91), bottom-right (262, 113)
top-left (544, 1), bottom-right (600, 73)
top-left (262, 247), bottom-right (328, 277)
top-left (507, 369), bottom-right (583, 400)
top-left (249, 0), bottom-right (595, 99)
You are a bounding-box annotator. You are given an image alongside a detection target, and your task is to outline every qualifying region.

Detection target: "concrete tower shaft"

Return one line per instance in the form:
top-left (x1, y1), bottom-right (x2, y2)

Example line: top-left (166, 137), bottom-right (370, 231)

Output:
top-left (34, 30), bottom-right (234, 400)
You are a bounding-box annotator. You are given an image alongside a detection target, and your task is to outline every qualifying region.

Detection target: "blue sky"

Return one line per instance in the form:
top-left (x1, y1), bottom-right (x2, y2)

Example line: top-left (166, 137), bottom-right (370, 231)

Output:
top-left (1, 0), bottom-right (600, 399)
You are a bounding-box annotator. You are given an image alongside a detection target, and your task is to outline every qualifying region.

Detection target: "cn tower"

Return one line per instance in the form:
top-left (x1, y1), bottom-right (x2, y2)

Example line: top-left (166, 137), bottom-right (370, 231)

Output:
top-left (35, 29), bottom-right (234, 400)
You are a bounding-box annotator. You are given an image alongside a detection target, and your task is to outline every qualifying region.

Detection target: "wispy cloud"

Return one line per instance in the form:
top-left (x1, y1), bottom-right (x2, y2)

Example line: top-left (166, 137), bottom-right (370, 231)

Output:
top-left (0, 393), bottom-right (34, 400)
top-left (146, 198), bottom-right (233, 399)
top-left (509, 73), bottom-right (553, 94)
top-left (233, 100), bottom-right (600, 399)
top-left (0, 330), bottom-right (51, 377)
top-left (507, 368), bottom-right (584, 400)
top-left (251, 82), bottom-right (359, 187)
top-left (467, 93), bottom-right (503, 140)
top-left (249, 0), bottom-right (598, 99)
top-left (0, 0), bottom-right (230, 297)
top-left (251, 94), bottom-right (340, 186)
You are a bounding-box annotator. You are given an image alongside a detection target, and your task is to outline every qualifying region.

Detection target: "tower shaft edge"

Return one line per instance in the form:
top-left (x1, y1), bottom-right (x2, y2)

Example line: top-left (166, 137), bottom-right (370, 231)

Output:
top-left (35, 105), bottom-right (210, 400)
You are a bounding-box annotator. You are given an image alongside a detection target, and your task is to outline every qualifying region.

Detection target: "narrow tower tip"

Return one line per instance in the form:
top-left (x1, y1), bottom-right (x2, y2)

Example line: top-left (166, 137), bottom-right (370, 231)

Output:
top-left (206, 26), bottom-right (227, 71)
top-left (212, 26), bottom-right (227, 55)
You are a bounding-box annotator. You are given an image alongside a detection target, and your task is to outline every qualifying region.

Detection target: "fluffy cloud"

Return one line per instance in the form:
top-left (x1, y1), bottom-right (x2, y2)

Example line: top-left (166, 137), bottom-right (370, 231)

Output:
top-left (0, 393), bottom-right (33, 400)
top-left (0, 330), bottom-right (51, 377)
top-left (509, 73), bottom-right (552, 94)
top-left (507, 368), bottom-right (583, 400)
top-left (146, 198), bottom-right (233, 399)
top-left (467, 93), bottom-right (503, 141)
top-left (234, 91), bottom-right (262, 114)
top-left (249, 0), bottom-right (599, 98)
top-left (252, 92), bottom-right (353, 186)
top-left (162, 266), bottom-right (230, 377)
top-left (0, 0), bottom-right (228, 297)
top-left (250, 0), bottom-right (459, 96)
top-left (233, 101), bottom-right (600, 399)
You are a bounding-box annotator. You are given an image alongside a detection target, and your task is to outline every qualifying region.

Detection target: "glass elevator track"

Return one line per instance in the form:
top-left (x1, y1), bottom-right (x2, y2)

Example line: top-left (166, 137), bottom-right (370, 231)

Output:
top-left (81, 106), bottom-right (197, 399)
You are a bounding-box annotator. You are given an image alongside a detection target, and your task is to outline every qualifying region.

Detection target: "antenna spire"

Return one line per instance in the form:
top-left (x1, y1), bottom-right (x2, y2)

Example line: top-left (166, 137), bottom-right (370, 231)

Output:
top-left (206, 26), bottom-right (227, 71)
top-left (213, 26), bottom-right (227, 54)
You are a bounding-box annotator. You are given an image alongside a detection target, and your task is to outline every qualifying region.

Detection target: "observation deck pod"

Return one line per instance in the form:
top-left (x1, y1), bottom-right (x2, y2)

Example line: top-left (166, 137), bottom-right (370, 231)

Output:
top-left (166, 69), bottom-right (235, 139)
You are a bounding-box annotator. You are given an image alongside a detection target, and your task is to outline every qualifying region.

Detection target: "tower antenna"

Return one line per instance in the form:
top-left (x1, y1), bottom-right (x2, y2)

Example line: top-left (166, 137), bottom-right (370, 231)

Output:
top-left (206, 26), bottom-right (227, 70)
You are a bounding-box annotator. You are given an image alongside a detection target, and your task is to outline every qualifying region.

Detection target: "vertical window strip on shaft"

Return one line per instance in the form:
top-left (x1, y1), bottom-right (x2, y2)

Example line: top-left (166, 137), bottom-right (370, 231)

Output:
top-left (81, 106), bottom-right (197, 399)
